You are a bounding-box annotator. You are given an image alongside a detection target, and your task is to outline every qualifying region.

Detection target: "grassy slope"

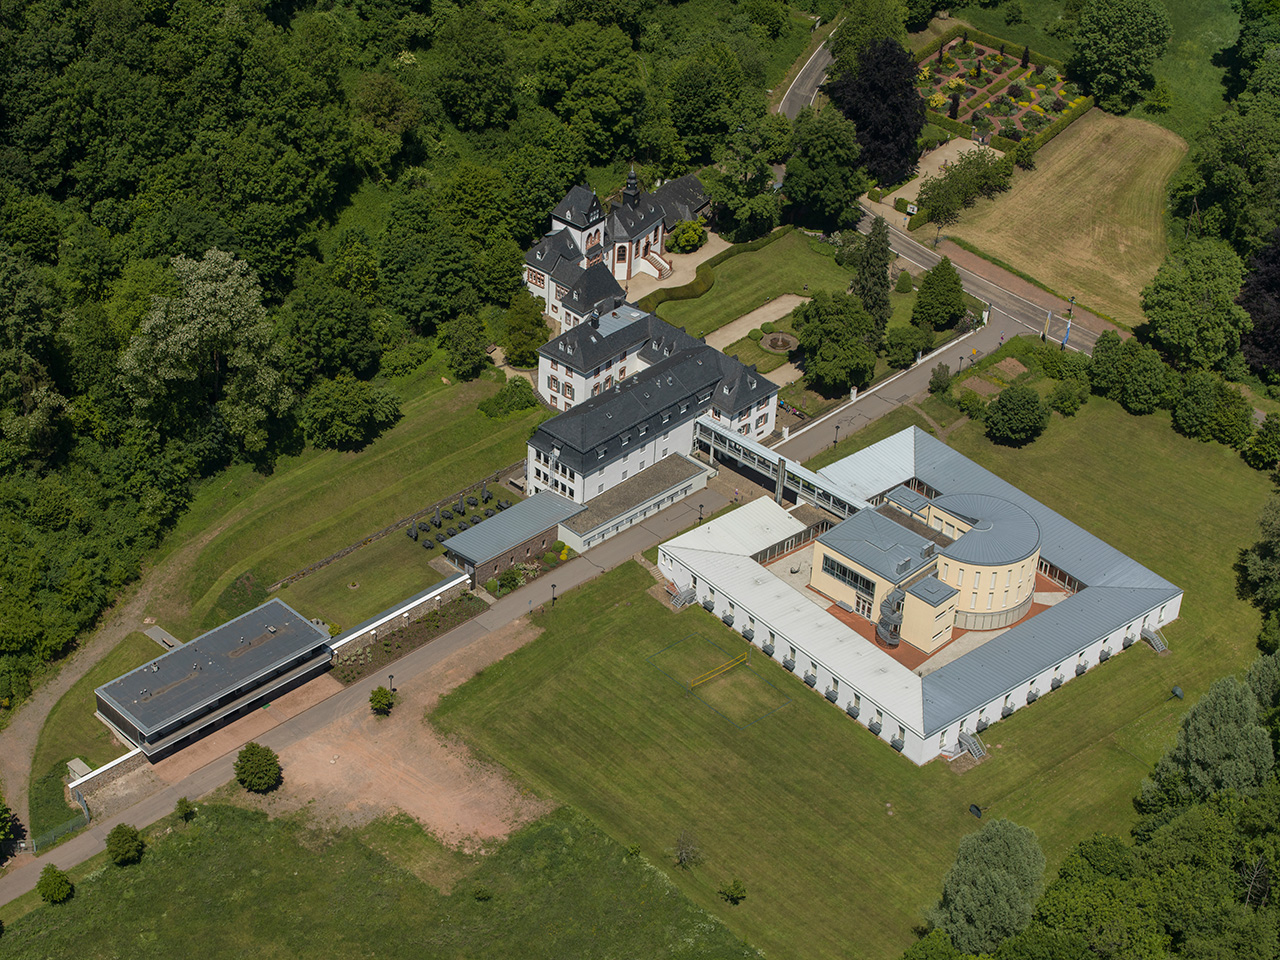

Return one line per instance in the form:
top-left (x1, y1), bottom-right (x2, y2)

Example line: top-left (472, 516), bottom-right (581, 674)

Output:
top-left (145, 363), bottom-right (548, 638)
top-left (0, 805), bottom-right (758, 959)
top-left (957, 0), bottom-right (1237, 138)
top-left (657, 232), bottom-right (853, 338)
top-left (948, 110), bottom-right (1185, 325)
top-left (433, 399), bottom-right (1271, 960)
top-left (27, 632), bottom-right (159, 835)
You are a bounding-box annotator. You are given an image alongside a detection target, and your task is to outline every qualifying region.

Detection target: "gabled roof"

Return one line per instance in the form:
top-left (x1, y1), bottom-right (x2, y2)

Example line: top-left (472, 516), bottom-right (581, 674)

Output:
top-left (562, 262), bottom-right (625, 316)
top-left (652, 174), bottom-right (709, 228)
top-left (607, 196), bottom-right (666, 242)
top-left (551, 185), bottom-right (604, 228)
top-left (526, 229), bottom-right (584, 275)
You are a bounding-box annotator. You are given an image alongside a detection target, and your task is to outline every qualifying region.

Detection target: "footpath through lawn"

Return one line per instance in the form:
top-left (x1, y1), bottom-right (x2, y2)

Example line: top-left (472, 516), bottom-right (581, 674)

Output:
top-left (432, 398), bottom-right (1270, 960)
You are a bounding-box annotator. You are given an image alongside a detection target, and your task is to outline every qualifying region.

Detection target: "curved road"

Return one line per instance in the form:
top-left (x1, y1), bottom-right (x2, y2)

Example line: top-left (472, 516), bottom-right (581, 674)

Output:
top-left (779, 32), bottom-right (835, 119)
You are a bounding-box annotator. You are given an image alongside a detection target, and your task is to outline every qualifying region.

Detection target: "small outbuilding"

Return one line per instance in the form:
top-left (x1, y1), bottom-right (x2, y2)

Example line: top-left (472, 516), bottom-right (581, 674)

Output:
top-left (443, 491), bottom-right (586, 587)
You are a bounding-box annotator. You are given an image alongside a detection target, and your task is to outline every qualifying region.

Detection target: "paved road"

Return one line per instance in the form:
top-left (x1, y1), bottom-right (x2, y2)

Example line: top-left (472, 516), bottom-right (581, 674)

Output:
top-left (779, 35), bottom-right (834, 119)
top-left (0, 490), bottom-right (728, 907)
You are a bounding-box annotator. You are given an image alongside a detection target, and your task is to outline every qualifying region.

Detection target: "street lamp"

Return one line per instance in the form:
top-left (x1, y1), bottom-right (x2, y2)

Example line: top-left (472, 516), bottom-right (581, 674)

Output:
top-left (698, 503), bottom-right (704, 523)
top-left (1068, 295), bottom-right (1075, 320)
top-left (551, 583), bottom-right (558, 608)
top-left (388, 674), bottom-right (394, 692)
top-left (834, 423), bottom-right (841, 448)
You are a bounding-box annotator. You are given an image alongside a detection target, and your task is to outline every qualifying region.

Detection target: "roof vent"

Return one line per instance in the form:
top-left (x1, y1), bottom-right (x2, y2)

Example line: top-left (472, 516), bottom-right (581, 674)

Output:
top-left (921, 544), bottom-right (934, 559)
top-left (896, 558), bottom-right (911, 575)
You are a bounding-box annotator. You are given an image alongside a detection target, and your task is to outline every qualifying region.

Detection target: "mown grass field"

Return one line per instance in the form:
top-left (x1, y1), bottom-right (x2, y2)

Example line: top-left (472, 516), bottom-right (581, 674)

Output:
top-left (0, 805), bottom-right (757, 959)
top-left (144, 362), bottom-right (548, 639)
top-left (433, 398), bottom-right (1271, 960)
top-left (657, 231), bottom-right (853, 338)
top-left (957, 0), bottom-right (1237, 139)
top-left (27, 632), bottom-right (159, 836)
top-left (947, 110), bottom-right (1185, 325)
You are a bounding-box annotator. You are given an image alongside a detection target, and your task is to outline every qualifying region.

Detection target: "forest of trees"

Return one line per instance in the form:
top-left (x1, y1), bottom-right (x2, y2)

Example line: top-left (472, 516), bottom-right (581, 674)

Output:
top-left (0, 0), bottom-right (831, 708)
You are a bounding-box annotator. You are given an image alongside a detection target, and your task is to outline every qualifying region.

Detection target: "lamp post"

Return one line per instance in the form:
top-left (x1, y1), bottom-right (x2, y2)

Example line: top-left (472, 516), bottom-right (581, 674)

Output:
top-left (698, 503), bottom-right (704, 523)
top-left (834, 423), bottom-right (841, 448)
top-left (1068, 295), bottom-right (1075, 320)
top-left (388, 674), bottom-right (394, 692)
top-left (551, 583), bottom-right (557, 608)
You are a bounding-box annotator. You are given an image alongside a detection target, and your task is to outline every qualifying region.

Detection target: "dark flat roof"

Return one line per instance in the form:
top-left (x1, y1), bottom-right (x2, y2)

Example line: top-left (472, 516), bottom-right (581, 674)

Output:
top-left (96, 599), bottom-right (329, 737)
top-left (563, 455), bottom-right (705, 535)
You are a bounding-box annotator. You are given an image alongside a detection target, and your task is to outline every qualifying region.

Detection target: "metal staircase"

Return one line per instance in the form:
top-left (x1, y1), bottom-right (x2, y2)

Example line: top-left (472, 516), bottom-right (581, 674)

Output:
top-left (671, 586), bottom-right (696, 609)
top-left (958, 731), bottom-right (988, 760)
top-left (1142, 626), bottom-right (1169, 653)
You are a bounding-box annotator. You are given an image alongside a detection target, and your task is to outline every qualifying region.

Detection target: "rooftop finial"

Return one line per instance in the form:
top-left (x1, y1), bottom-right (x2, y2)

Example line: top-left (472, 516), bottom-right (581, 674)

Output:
top-left (623, 166), bottom-right (640, 208)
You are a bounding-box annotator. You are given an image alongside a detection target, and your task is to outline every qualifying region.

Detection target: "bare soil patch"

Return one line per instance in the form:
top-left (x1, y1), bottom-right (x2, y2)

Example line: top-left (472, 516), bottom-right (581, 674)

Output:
top-left (961, 379), bottom-right (1000, 397)
top-left (229, 617), bottom-right (553, 851)
top-left (995, 357), bottom-right (1027, 379)
top-left (948, 110), bottom-right (1186, 326)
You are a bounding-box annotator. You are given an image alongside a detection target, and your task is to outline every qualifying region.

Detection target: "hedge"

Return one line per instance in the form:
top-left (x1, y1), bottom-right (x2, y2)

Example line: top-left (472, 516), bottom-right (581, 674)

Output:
top-left (912, 24), bottom-right (1065, 73)
top-left (635, 225), bottom-right (795, 313)
top-left (1030, 96), bottom-right (1095, 151)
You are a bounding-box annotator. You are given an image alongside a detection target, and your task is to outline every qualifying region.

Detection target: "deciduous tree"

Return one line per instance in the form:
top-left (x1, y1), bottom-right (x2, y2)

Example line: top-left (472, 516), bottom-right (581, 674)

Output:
top-left (783, 107), bottom-right (868, 231)
top-left (1238, 494), bottom-right (1280, 615)
top-left (825, 38), bottom-right (925, 188)
top-left (502, 293), bottom-right (551, 369)
top-left (440, 315), bottom-right (490, 381)
top-left (106, 823), bottom-right (144, 865)
top-left (1142, 240), bottom-right (1251, 370)
top-left (1068, 0), bottom-right (1173, 112)
top-left (370, 685), bottom-right (394, 715)
top-left (234, 741), bottom-right (282, 793)
top-left (36, 864), bottom-right (73, 904)
top-left (301, 375), bottom-right (401, 451)
top-left (929, 818), bottom-right (1046, 954)
top-left (792, 291), bottom-right (878, 395)
top-left (985, 384), bottom-right (1050, 446)
top-left (1240, 229), bottom-right (1280, 377)
top-left (829, 0), bottom-right (908, 77)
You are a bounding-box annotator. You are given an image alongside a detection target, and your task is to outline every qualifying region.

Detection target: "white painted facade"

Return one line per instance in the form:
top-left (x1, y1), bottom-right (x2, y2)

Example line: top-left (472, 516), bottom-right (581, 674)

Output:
top-left (528, 419), bottom-right (699, 504)
top-left (537, 345), bottom-right (643, 411)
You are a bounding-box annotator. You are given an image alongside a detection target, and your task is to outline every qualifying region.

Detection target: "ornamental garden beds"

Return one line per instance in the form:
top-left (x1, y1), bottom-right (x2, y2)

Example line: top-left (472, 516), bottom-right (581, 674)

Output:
top-left (331, 593), bottom-right (489, 685)
top-left (917, 38), bottom-right (1086, 143)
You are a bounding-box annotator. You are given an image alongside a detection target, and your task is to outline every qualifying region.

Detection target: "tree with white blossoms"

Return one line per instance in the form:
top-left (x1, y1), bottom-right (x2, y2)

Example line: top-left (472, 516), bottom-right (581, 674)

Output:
top-left (118, 249), bottom-right (293, 455)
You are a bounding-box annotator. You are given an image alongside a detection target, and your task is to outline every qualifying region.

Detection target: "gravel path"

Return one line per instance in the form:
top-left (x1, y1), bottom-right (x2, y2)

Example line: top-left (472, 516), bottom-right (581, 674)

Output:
top-left (703, 294), bottom-right (809, 351)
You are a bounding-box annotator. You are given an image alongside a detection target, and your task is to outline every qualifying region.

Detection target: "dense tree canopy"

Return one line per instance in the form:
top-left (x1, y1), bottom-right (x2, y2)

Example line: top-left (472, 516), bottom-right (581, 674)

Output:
top-left (792, 292), bottom-right (878, 395)
top-left (1068, 0), bottom-right (1173, 112)
top-left (1141, 240), bottom-right (1251, 371)
top-left (825, 38), bottom-right (925, 188)
top-left (783, 107), bottom-right (867, 231)
top-left (985, 384), bottom-right (1050, 447)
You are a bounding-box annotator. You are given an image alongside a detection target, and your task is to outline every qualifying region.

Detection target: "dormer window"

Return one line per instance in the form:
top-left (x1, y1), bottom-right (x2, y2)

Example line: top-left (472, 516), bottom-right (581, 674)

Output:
top-left (621, 435), bottom-right (630, 446)
top-left (662, 413), bottom-right (670, 424)
top-left (722, 384), bottom-right (730, 395)
top-left (597, 448), bottom-right (605, 459)
top-left (639, 425), bottom-right (647, 436)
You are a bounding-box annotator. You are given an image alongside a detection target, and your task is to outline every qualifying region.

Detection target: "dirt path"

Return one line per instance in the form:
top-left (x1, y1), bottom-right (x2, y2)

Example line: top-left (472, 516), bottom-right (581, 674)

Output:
top-left (0, 507), bottom-right (254, 835)
top-left (704, 294), bottom-right (809, 351)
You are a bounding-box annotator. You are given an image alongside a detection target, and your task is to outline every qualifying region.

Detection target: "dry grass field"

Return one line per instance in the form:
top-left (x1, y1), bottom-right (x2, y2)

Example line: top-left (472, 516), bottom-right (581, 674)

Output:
top-left (948, 110), bottom-right (1186, 325)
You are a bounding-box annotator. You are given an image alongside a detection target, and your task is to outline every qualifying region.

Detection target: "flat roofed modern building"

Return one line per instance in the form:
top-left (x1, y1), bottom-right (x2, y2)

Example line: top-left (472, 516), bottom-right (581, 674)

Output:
top-left (443, 491), bottom-right (586, 587)
top-left (659, 426), bottom-right (1183, 765)
top-left (96, 598), bottom-right (331, 758)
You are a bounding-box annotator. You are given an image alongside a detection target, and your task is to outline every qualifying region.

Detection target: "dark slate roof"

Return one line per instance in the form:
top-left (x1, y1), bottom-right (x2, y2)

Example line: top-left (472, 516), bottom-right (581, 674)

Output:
top-left (933, 493), bottom-right (1041, 566)
top-left (530, 346), bottom-right (775, 475)
top-left (652, 174), bottom-right (710, 228)
top-left (540, 310), bottom-right (701, 376)
top-left (606, 195), bottom-right (666, 243)
top-left (96, 599), bottom-right (329, 737)
top-left (819, 510), bottom-right (936, 584)
top-left (444, 492), bottom-right (585, 566)
top-left (563, 262), bottom-right (625, 316)
top-left (551, 185), bottom-right (604, 228)
top-left (525, 229), bottom-right (584, 275)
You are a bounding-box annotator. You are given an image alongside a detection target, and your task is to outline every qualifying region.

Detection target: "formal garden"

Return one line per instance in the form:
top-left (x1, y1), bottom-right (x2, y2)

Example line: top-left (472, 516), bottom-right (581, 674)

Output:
top-left (917, 35), bottom-right (1086, 142)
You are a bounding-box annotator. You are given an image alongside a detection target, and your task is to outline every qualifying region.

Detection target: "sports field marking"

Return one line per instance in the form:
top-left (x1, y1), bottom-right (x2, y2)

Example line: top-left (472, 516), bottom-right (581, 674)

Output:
top-left (648, 633), bottom-right (792, 729)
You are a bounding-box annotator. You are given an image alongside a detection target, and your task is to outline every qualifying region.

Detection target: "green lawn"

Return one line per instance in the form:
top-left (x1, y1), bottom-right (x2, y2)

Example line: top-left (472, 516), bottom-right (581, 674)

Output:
top-left (27, 632), bottom-right (160, 836)
top-left (432, 398), bottom-right (1272, 960)
top-left (956, 0), bottom-right (1236, 139)
top-left (277, 533), bottom-right (447, 631)
top-left (657, 231), bottom-right (853, 338)
top-left (0, 804), bottom-right (758, 959)
top-left (145, 362), bottom-right (548, 639)
top-left (804, 406), bottom-right (938, 470)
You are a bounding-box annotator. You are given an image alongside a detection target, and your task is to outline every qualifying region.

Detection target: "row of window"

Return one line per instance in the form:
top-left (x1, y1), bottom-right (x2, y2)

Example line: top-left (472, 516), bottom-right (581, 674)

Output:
top-left (821, 555), bottom-right (876, 599)
top-left (942, 562), bottom-right (1027, 591)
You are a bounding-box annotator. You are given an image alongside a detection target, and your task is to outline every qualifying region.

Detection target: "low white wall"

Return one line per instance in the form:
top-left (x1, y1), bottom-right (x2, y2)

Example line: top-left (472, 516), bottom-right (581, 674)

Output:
top-left (329, 572), bottom-right (470, 653)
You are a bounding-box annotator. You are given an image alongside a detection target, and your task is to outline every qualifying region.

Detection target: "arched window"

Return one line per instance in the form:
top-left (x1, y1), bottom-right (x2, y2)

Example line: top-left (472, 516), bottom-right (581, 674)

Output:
top-left (616, 246), bottom-right (627, 262)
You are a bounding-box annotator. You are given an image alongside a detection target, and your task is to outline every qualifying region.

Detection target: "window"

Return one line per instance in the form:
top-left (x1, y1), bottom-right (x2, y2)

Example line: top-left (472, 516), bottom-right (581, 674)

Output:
top-left (990, 571), bottom-right (997, 589)
top-left (605, 375), bottom-right (613, 389)
top-left (1006, 570), bottom-right (1011, 587)
top-left (563, 383), bottom-right (574, 400)
top-left (550, 360), bottom-right (558, 371)
top-left (971, 592), bottom-right (978, 608)
top-left (821, 555), bottom-right (875, 598)
top-left (621, 435), bottom-right (629, 446)
top-left (639, 424), bottom-right (647, 436)
top-left (957, 568), bottom-right (965, 587)
top-left (789, 645), bottom-right (796, 661)
top-left (597, 448), bottom-right (605, 460)
top-left (986, 593), bottom-right (993, 610)
top-left (662, 447), bottom-right (668, 457)
top-left (662, 413), bottom-right (670, 424)
top-left (680, 403), bottom-right (689, 414)
top-left (598, 483), bottom-right (604, 494)
top-left (621, 470), bottom-right (628, 480)
top-left (617, 246), bottom-right (627, 262)
top-left (756, 413), bottom-right (768, 427)
top-left (619, 367), bottom-right (626, 378)
top-left (768, 630), bottom-right (775, 642)
top-left (550, 396), bottom-right (557, 407)
top-left (1003, 590), bottom-right (1008, 607)
top-left (547, 375), bottom-right (560, 392)
top-left (942, 562), bottom-right (949, 579)
top-left (830, 677), bottom-right (838, 694)
top-left (592, 383), bottom-right (602, 396)
top-left (898, 725), bottom-right (906, 742)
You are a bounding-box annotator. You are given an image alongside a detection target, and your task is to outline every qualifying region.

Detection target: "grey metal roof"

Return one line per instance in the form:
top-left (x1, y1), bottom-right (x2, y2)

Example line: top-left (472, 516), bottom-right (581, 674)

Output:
top-left (933, 493), bottom-right (1041, 565)
top-left (911, 429), bottom-right (1177, 590)
top-left (539, 311), bottom-right (700, 376)
top-left (525, 229), bottom-right (583, 273)
top-left (606, 195), bottom-right (665, 242)
top-left (443, 491), bottom-right (585, 566)
top-left (819, 510), bottom-right (937, 584)
top-left (96, 599), bottom-right (329, 737)
top-left (908, 575), bottom-right (957, 607)
top-left (921, 584), bottom-right (1181, 733)
top-left (886, 484), bottom-right (931, 514)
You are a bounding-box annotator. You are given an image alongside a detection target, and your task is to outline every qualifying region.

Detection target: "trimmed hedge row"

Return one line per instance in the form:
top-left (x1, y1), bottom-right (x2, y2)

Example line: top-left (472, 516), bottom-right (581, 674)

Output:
top-left (965, 67), bottom-right (1027, 111)
top-left (635, 225), bottom-right (795, 314)
top-left (913, 23), bottom-right (1066, 72)
top-left (1032, 95), bottom-right (1095, 151)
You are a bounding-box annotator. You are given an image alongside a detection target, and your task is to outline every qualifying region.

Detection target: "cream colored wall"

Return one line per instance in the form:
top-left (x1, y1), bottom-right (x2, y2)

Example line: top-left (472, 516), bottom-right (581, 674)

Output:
top-left (933, 550), bottom-right (1040, 614)
top-left (809, 542), bottom-right (894, 609)
top-left (902, 594), bottom-right (955, 653)
top-left (925, 504), bottom-right (972, 540)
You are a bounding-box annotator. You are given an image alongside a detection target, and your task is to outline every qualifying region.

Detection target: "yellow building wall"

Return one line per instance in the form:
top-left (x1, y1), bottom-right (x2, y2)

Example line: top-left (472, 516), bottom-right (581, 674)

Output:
top-left (933, 552), bottom-right (1040, 614)
top-left (901, 594), bottom-right (956, 653)
top-left (809, 542), bottom-right (895, 610)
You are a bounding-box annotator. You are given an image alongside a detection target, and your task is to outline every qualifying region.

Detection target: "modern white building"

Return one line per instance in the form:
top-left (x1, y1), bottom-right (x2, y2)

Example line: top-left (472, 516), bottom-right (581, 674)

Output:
top-left (658, 426), bottom-right (1183, 765)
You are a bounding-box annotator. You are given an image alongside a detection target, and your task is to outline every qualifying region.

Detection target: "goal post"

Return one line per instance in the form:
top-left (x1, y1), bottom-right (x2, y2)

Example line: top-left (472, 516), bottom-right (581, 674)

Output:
top-left (690, 651), bottom-right (748, 689)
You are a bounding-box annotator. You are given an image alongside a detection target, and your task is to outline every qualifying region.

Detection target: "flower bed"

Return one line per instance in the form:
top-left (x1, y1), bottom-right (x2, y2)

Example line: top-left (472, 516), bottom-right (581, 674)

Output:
top-left (917, 37), bottom-right (1084, 141)
top-left (331, 593), bottom-right (489, 684)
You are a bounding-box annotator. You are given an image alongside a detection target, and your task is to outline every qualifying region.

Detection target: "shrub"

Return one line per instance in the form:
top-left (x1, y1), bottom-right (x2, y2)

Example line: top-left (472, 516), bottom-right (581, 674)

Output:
top-left (868, 188), bottom-right (883, 202)
top-left (665, 217), bottom-right (708, 254)
top-left (761, 321), bottom-right (777, 334)
top-left (1008, 83), bottom-right (1024, 99)
top-left (929, 362), bottom-right (952, 395)
top-left (498, 566), bottom-right (522, 593)
top-left (958, 390), bottom-right (988, 419)
top-left (719, 878), bottom-right (748, 905)
top-left (484, 578), bottom-right (499, 595)
top-left (895, 270), bottom-right (914, 293)
top-left (106, 823), bottom-right (145, 865)
top-left (894, 196), bottom-right (910, 213)
top-left (985, 384), bottom-right (1050, 446)
top-left (1048, 379), bottom-right (1088, 416)
top-left (551, 540), bottom-right (566, 554)
top-left (175, 797), bottom-right (196, 822)
top-left (370, 685), bottom-right (395, 715)
top-left (543, 551), bottom-right (558, 566)
top-left (1000, 123), bottom-right (1024, 142)
top-left (37, 864), bottom-right (72, 904)
top-left (473, 884), bottom-right (493, 901)
top-left (886, 325), bottom-right (932, 368)
top-left (234, 742), bottom-right (282, 793)
top-left (478, 376), bottom-right (538, 418)
top-left (748, 328), bottom-right (764, 341)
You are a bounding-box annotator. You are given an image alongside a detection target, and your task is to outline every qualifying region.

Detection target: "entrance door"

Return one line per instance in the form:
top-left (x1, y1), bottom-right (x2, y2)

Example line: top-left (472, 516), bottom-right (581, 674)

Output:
top-left (855, 594), bottom-right (873, 618)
